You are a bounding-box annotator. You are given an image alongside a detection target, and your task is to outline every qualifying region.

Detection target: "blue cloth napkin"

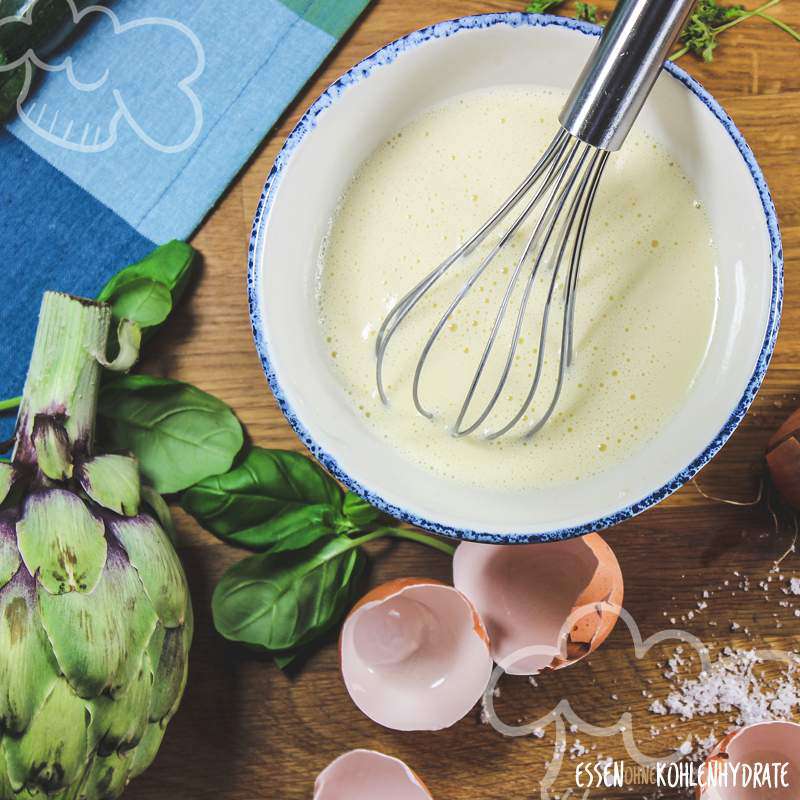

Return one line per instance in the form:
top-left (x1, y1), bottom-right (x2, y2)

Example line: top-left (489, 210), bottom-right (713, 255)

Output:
top-left (0, 0), bottom-right (370, 438)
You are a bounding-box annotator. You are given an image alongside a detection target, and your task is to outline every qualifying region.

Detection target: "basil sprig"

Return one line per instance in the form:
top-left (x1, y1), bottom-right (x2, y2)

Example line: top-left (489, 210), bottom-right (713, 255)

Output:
top-left (181, 448), bottom-right (343, 549)
top-left (1, 242), bottom-right (455, 669)
top-left (97, 240), bottom-right (196, 337)
top-left (181, 448), bottom-right (390, 551)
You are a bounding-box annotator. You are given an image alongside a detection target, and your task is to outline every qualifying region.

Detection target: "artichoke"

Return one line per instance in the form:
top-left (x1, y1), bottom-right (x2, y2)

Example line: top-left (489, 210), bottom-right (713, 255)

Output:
top-left (0, 293), bottom-right (192, 799)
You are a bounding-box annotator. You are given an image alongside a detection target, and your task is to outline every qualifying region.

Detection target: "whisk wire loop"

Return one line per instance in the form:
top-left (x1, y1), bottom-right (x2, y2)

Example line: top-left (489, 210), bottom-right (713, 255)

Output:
top-left (487, 147), bottom-right (610, 440)
top-left (376, 128), bottom-right (609, 439)
top-left (417, 135), bottom-right (578, 428)
top-left (375, 129), bottom-right (570, 406)
top-left (452, 138), bottom-right (587, 436)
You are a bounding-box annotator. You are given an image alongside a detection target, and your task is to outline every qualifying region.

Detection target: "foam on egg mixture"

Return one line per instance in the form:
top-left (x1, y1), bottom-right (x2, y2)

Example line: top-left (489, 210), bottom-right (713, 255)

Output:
top-left (316, 85), bottom-right (718, 490)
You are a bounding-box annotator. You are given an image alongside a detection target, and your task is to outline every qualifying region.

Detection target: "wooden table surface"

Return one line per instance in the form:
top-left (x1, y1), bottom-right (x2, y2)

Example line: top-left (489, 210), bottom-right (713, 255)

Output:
top-left (126, 2), bottom-right (800, 798)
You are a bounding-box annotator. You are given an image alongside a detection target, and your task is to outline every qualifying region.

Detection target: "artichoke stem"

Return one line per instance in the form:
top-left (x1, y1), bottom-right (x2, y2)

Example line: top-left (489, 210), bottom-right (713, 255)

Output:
top-left (13, 293), bottom-right (111, 466)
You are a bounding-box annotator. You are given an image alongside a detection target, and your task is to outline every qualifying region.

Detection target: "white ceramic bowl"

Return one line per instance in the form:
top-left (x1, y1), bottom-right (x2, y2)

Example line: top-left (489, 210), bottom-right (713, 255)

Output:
top-left (248, 14), bottom-right (782, 543)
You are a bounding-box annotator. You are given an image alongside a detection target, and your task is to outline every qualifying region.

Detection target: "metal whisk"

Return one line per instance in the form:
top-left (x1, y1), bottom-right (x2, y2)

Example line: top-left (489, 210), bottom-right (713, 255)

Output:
top-left (376, 0), bottom-right (696, 439)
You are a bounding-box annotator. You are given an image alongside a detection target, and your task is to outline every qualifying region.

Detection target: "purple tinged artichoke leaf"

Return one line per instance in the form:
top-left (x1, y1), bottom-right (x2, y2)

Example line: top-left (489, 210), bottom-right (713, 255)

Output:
top-left (0, 570), bottom-right (60, 737)
top-left (79, 454), bottom-right (141, 517)
top-left (31, 415), bottom-right (73, 482)
top-left (38, 544), bottom-right (159, 700)
top-left (0, 518), bottom-right (20, 591)
top-left (88, 663), bottom-right (150, 757)
top-left (16, 490), bottom-right (106, 595)
top-left (110, 516), bottom-right (188, 628)
top-left (3, 678), bottom-right (90, 795)
top-left (0, 463), bottom-right (15, 506)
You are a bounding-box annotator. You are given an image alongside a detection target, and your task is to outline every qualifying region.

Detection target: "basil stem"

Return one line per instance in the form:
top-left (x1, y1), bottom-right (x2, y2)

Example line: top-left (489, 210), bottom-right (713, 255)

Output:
top-left (0, 397), bottom-right (21, 413)
top-left (350, 526), bottom-right (457, 556)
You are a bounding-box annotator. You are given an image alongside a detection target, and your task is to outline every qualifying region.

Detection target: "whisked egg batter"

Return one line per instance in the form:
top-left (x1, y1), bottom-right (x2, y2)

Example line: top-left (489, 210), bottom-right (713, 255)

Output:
top-left (316, 86), bottom-right (718, 489)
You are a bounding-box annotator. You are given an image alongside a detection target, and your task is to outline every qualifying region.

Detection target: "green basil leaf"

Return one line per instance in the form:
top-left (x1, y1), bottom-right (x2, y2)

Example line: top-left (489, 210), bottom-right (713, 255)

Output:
top-left (97, 241), bottom-right (197, 338)
top-left (180, 447), bottom-right (342, 550)
top-left (212, 536), bottom-right (365, 652)
top-left (106, 278), bottom-right (172, 329)
top-left (341, 491), bottom-right (384, 530)
top-left (98, 241), bottom-right (197, 305)
top-left (0, 59), bottom-right (26, 122)
top-left (198, 502), bottom-right (334, 554)
top-left (273, 652), bottom-right (297, 670)
top-left (97, 375), bottom-right (243, 494)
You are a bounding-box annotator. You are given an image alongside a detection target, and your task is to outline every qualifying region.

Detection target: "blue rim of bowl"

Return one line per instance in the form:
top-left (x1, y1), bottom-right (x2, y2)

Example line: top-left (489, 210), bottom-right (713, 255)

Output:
top-left (247, 12), bottom-right (783, 544)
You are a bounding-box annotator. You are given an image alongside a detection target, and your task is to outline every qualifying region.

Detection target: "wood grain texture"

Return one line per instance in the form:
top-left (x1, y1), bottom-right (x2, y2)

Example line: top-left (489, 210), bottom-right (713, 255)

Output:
top-left (125, 2), bottom-right (800, 798)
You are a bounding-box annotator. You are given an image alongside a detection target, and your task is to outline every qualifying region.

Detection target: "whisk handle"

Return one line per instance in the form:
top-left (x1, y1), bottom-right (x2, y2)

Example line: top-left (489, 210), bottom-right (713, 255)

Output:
top-left (559, 0), bottom-right (696, 151)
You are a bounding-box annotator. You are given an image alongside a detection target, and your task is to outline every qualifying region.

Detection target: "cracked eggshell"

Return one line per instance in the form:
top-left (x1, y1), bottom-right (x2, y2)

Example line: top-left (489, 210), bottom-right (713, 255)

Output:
top-left (314, 749), bottom-right (433, 800)
top-left (453, 534), bottom-right (623, 675)
top-left (340, 578), bottom-right (493, 731)
top-left (697, 721), bottom-right (800, 799)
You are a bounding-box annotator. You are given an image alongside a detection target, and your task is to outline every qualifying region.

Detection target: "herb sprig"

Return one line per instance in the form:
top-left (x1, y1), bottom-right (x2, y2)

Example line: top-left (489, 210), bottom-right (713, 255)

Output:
top-left (525, 0), bottom-right (800, 62)
top-left (0, 242), bottom-right (454, 669)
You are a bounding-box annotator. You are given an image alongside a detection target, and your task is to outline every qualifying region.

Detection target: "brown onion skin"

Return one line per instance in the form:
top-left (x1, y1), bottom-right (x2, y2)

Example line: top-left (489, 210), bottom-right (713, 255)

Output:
top-left (767, 408), bottom-right (800, 510)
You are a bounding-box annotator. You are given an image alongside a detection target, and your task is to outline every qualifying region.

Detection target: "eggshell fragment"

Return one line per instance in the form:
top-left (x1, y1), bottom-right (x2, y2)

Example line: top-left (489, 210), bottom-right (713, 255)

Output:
top-left (453, 534), bottom-right (623, 675)
top-left (340, 578), bottom-right (493, 730)
top-left (314, 749), bottom-right (433, 800)
top-left (698, 721), bottom-right (800, 799)
top-left (766, 408), bottom-right (800, 509)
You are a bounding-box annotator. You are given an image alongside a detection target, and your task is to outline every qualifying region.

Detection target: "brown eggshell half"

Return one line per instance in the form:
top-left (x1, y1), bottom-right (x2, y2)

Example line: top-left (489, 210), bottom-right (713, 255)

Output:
top-left (314, 749), bottom-right (433, 800)
top-left (696, 721), bottom-right (800, 799)
top-left (766, 408), bottom-right (800, 509)
top-left (453, 534), bottom-right (623, 675)
top-left (340, 579), bottom-right (493, 731)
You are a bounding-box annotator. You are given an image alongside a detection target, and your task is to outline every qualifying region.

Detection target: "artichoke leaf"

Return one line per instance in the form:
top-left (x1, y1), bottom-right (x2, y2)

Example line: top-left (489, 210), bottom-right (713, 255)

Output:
top-left (0, 516), bottom-right (20, 590)
top-left (140, 485), bottom-right (176, 545)
top-left (97, 318), bottom-right (142, 374)
top-left (147, 624), bottom-right (189, 723)
top-left (78, 750), bottom-right (133, 800)
top-left (109, 515), bottom-right (188, 628)
top-left (79, 454), bottom-right (141, 517)
top-left (32, 415), bottom-right (73, 481)
top-left (0, 742), bottom-right (12, 798)
top-left (0, 462), bottom-right (15, 505)
top-left (4, 678), bottom-right (90, 795)
top-left (127, 722), bottom-right (165, 781)
top-left (39, 542), bottom-right (158, 699)
top-left (0, 569), bottom-right (59, 735)
top-left (17, 490), bottom-right (106, 595)
top-left (88, 664), bottom-right (150, 756)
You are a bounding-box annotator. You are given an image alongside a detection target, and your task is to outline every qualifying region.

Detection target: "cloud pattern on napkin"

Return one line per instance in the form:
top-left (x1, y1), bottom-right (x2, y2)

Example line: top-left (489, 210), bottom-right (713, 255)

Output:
top-left (0, 0), bottom-right (204, 153)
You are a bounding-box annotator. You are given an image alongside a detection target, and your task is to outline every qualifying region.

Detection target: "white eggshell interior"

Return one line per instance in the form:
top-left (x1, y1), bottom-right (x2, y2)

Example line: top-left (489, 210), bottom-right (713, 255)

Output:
top-left (314, 749), bottom-right (432, 800)
top-left (453, 538), bottom-right (612, 674)
top-left (340, 583), bottom-right (492, 730)
top-left (706, 722), bottom-right (800, 800)
top-left (251, 17), bottom-right (777, 537)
